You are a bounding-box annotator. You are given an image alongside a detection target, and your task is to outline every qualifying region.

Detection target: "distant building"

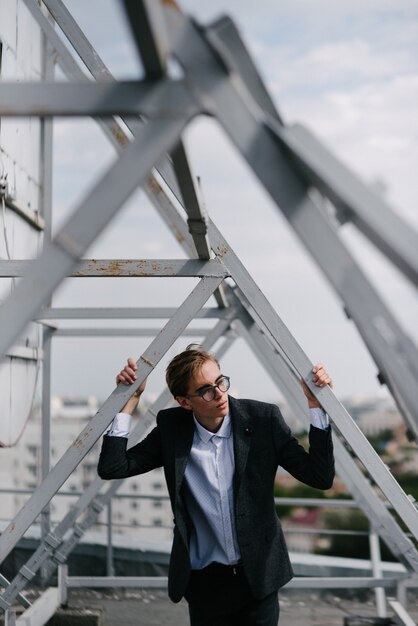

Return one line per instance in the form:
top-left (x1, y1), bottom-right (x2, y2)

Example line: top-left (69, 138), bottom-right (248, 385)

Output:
top-left (0, 398), bottom-right (173, 542)
top-left (283, 508), bottom-right (329, 554)
top-left (344, 394), bottom-right (403, 437)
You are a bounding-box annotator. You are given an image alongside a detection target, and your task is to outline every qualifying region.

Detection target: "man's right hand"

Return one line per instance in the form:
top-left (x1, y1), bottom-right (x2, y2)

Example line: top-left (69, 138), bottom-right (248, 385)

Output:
top-left (117, 358), bottom-right (147, 414)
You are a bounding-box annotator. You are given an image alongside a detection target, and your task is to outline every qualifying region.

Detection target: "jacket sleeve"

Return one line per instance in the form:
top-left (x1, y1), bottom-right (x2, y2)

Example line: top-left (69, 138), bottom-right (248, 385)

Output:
top-left (97, 423), bottom-right (163, 480)
top-left (271, 404), bottom-right (335, 490)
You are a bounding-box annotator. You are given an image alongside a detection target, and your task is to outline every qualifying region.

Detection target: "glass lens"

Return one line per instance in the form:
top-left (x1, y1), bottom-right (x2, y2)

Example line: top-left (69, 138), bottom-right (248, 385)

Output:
top-left (199, 377), bottom-right (230, 401)
top-left (217, 376), bottom-right (230, 392)
top-left (201, 387), bottom-right (216, 402)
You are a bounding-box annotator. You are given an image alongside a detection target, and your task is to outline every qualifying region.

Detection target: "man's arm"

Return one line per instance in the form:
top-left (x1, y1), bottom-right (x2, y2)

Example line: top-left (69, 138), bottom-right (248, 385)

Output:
top-left (97, 359), bottom-right (162, 479)
top-left (302, 362), bottom-right (332, 430)
top-left (273, 405), bottom-right (335, 490)
top-left (272, 363), bottom-right (335, 489)
top-left (104, 358), bottom-right (144, 438)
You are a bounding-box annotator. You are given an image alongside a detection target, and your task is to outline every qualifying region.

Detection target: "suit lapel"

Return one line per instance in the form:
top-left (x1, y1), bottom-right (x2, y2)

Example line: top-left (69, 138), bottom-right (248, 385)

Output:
top-left (230, 397), bottom-right (252, 494)
top-left (174, 409), bottom-right (195, 497)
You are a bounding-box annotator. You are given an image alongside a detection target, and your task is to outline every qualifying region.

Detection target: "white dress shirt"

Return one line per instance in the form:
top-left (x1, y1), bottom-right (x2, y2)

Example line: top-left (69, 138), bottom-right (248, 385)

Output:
top-left (105, 406), bottom-right (329, 569)
top-left (183, 413), bottom-right (241, 568)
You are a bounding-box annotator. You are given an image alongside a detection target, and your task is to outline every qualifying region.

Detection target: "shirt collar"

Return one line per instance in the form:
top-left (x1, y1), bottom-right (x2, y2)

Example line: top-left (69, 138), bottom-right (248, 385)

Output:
top-left (193, 412), bottom-right (232, 443)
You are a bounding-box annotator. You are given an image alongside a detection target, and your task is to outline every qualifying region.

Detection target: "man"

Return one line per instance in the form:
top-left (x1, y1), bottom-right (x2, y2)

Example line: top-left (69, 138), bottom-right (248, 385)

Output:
top-left (98, 345), bottom-right (335, 625)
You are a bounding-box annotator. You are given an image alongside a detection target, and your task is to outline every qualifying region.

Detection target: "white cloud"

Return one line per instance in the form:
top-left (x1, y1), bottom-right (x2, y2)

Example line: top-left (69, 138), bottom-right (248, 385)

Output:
top-left (268, 40), bottom-right (414, 94)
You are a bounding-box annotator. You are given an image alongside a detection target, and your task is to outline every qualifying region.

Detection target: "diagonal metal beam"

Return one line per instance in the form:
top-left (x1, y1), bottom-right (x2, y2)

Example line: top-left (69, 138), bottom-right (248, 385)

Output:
top-left (202, 15), bottom-right (283, 124)
top-left (0, 110), bottom-right (195, 361)
top-left (274, 123), bottom-right (418, 288)
top-left (0, 274), bottom-right (224, 584)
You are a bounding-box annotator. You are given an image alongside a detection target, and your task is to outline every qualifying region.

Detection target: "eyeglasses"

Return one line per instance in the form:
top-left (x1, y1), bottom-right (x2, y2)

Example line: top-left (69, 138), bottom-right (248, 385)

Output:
top-left (187, 376), bottom-right (231, 402)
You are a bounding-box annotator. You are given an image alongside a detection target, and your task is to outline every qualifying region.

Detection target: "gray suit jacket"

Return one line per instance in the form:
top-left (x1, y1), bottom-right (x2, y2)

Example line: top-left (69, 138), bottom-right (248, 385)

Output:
top-left (98, 396), bottom-right (334, 602)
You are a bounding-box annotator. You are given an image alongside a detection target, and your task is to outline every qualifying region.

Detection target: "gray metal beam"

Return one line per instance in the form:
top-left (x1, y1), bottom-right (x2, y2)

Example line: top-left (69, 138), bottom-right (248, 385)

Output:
top-left (170, 141), bottom-right (213, 261)
top-left (0, 576), bottom-right (30, 610)
top-left (53, 328), bottom-right (213, 337)
top-left (0, 108), bottom-right (196, 361)
top-left (39, 30), bottom-right (55, 587)
top-left (40, 328), bottom-right (53, 586)
top-left (3, 196), bottom-right (45, 232)
top-left (0, 259), bottom-right (229, 278)
top-left (121, 0), bottom-right (170, 79)
top-left (388, 600), bottom-right (417, 626)
top-left (0, 274), bottom-right (223, 586)
top-left (274, 123), bottom-right (418, 288)
top-left (0, 80), bottom-right (198, 117)
top-left (122, 0), bottom-right (219, 293)
top-left (38, 307), bottom-right (228, 319)
top-left (202, 15), bottom-right (283, 124)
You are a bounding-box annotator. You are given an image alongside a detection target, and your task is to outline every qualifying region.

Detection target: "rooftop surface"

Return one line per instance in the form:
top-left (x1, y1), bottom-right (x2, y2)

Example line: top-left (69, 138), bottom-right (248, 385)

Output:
top-left (65, 588), bottom-right (418, 625)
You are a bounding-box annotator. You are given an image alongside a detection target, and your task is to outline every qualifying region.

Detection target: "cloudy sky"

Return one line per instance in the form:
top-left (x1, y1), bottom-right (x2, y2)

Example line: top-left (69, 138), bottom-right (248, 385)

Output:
top-left (48, 0), bottom-right (418, 407)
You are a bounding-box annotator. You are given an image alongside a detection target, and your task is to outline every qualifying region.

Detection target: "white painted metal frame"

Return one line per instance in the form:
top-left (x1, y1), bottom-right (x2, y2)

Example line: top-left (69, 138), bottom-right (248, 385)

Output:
top-left (1, 1), bottom-right (417, 622)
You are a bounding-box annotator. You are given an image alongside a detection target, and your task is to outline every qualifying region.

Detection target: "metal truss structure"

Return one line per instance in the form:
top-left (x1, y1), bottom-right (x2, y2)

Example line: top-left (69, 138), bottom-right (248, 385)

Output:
top-left (0, 0), bottom-right (418, 623)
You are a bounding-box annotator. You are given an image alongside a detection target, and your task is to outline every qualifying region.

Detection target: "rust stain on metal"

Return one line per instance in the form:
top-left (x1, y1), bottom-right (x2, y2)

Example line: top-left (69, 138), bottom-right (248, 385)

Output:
top-left (162, 0), bottom-right (181, 9)
top-left (111, 126), bottom-right (129, 146)
top-left (215, 244), bottom-right (230, 260)
top-left (9, 523), bottom-right (16, 532)
top-left (140, 355), bottom-right (154, 367)
top-left (147, 176), bottom-right (162, 195)
top-left (173, 227), bottom-right (185, 244)
top-left (106, 260), bottom-right (124, 275)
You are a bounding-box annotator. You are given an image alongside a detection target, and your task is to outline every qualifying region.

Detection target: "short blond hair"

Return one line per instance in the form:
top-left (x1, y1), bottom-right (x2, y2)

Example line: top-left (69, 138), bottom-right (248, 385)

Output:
top-left (166, 344), bottom-right (219, 397)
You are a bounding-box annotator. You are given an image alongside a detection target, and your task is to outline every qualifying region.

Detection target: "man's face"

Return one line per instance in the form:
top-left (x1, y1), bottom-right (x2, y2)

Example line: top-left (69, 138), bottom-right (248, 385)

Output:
top-left (176, 359), bottom-right (229, 426)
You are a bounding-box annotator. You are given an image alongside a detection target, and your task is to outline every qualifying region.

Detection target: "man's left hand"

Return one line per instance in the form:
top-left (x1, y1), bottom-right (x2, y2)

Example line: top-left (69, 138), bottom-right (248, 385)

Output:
top-left (301, 363), bottom-right (333, 408)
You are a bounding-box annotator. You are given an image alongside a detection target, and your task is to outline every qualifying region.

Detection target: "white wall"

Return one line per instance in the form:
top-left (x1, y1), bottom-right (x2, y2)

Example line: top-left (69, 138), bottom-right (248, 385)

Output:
top-left (0, 0), bottom-right (45, 446)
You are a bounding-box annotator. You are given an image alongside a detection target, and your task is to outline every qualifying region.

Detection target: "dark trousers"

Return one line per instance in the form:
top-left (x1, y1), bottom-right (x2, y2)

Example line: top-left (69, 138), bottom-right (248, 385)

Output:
top-left (185, 562), bottom-right (280, 626)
